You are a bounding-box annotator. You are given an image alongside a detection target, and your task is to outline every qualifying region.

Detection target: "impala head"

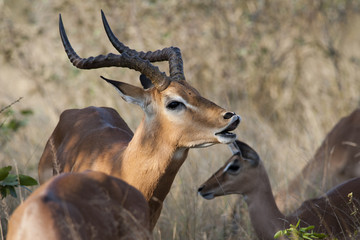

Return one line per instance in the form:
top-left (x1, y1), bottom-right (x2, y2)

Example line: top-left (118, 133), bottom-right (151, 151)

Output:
top-left (59, 11), bottom-right (240, 148)
top-left (198, 140), bottom-right (260, 199)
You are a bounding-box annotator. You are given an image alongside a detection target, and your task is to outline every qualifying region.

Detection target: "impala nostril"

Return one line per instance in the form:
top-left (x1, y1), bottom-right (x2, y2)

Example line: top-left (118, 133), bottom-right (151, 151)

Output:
top-left (198, 186), bottom-right (204, 192)
top-left (223, 112), bottom-right (235, 120)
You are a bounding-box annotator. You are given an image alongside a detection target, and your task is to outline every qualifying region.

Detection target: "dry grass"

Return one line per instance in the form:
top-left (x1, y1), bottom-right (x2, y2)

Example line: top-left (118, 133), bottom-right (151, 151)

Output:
top-left (1, 0), bottom-right (360, 239)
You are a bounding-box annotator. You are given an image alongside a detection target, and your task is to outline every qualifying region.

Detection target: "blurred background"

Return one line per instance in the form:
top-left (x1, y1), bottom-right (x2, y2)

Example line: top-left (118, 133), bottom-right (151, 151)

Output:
top-left (1, 0), bottom-right (360, 239)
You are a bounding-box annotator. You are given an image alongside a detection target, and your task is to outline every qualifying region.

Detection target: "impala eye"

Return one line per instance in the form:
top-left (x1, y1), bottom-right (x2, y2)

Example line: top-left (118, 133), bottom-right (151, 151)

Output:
top-left (227, 164), bottom-right (240, 173)
top-left (166, 101), bottom-right (184, 110)
top-left (223, 160), bottom-right (241, 175)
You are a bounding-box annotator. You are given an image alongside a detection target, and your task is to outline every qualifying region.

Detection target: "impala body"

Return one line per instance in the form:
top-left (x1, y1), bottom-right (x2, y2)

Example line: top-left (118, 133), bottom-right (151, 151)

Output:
top-left (198, 140), bottom-right (360, 239)
top-left (275, 108), bottom-right (360, 212)
top-left (38, 11), bottom-right (240, 229)
top-left (7, 171), bottom-right (151, 240)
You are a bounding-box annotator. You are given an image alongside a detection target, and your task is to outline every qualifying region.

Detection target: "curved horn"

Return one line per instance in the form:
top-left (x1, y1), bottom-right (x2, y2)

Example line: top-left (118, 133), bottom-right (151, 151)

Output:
top-left (59, 14), bottom-right (170, 91)
top-left (101, 10), bottom-right (185, 81)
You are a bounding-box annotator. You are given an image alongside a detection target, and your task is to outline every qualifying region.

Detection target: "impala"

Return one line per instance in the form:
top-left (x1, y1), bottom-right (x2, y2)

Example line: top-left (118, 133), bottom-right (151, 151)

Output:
top-left (275, 108), bottom-right (360, 212)
top-left (38, 11), bottom-right (240, 229)
top-left (7, 171), bottom-right (151, 240)
top-left (198, 140), bottom-right (360, 239)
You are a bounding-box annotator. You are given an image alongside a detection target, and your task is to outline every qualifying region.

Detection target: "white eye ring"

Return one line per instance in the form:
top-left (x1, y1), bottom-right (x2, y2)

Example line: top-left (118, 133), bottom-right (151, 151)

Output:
top-left (223, 162), bottom-right (233, 173)
top-left (223, 160), bottom-right (240, 174)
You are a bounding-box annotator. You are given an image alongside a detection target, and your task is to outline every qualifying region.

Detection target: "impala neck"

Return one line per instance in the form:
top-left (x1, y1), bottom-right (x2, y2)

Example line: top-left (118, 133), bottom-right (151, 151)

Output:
top-left (244, 165), bottom-right (289, 239)
top-left (119, 119), bottom-right (189, 202)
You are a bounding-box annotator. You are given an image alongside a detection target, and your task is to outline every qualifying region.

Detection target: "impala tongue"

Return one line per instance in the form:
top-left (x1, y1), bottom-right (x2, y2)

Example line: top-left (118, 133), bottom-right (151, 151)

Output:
top-left (227, 118), bottom-right (240, 131)
top-left (216, 117), bottom-right (240, 135)
top-left (215, 131), bottom-right (235, 136)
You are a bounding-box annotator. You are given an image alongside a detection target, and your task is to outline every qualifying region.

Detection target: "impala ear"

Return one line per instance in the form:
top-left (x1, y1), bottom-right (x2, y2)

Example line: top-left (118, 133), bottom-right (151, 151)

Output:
top-left (101, 76), bottom-right (149, 108)
top-left (139, 74), bottom-right (154, 89)
top-left (235, 140), bottom-right (260, 166)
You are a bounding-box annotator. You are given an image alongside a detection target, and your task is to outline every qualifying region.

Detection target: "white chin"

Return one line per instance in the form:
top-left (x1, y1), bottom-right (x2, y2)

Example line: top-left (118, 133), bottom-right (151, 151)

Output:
top-left (189, 134), bottom-right (237, 148)
top-left (194, 142), bottom-right (216, 148)
top-left (216, 133), bottom-right (237, 144)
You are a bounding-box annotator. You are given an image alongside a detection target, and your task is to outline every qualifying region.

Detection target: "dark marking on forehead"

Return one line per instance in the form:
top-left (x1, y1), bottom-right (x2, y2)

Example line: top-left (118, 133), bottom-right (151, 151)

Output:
top-left (163, 80), bottom-right (204, 107)
top-left (176, 80), bottom-right (200, 94)
top-left (174, 82), bottom-right (200, 97)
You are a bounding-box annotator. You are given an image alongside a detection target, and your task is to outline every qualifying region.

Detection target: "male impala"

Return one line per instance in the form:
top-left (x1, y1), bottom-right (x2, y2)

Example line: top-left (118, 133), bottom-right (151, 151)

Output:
top-left (198, 140), bottom-right (360, 239)
top-left (275, 108), bottom-right (360, 212)
top-left (38, 11), bottom-right (240, 229)
top-left (7, 171), bottom-right (151, 240)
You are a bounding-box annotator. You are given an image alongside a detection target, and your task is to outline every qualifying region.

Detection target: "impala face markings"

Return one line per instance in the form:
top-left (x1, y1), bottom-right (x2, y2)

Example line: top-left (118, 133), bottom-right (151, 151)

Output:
top-left (103, 76), bottom-right (240, 147)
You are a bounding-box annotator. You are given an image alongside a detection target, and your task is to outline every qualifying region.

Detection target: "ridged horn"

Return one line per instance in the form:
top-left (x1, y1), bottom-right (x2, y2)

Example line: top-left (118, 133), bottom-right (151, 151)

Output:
top-left (59, 14), bottom-right (170, 91)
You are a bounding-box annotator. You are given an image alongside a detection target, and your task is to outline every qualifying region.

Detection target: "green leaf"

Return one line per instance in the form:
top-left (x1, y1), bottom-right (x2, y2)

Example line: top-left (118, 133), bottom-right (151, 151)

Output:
top-left (1, 187), bottom-right (10, 199)
top-left (8, 186), bottom-right (17, 198)
top-left (20, 109), bottom-right (33, 116)
top-left (313, 233), bottom-right (327, 239)
top-left (274, 230), bottom-right (284, 239)
top-left (301, 225), bottom-right (315, 231)
top-left (7, 119), bottom-right (24, 131)
top-left (1, 174), bottom-right (19, 186)
top-left (0, 186), bottom-right (7, 199)
top-left (276, 219), bottom-right (328, 240)
top-left (18, 174), bottom-right (38, 186)
top-left (0, 166), bottom-right (12, 181)
top-left (4, 109), bottom-right (14, 117)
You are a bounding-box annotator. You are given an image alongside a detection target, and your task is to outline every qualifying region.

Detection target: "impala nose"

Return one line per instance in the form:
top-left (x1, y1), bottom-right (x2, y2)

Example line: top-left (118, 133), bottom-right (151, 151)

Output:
top-left (197, 185), bottom-right (204, 193)
top-left (223, 112), bottom-right (235, 120)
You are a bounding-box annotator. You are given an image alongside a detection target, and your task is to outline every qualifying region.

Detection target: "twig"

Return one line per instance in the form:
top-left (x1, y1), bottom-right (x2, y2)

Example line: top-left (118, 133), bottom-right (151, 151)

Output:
top-left (0, 97), bottom-right (23, 114)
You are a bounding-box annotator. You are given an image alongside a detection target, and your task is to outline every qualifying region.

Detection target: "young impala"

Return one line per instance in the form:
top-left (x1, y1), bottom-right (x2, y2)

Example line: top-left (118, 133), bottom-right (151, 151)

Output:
top-left (7, 171), bottom-right (151, 240)
top-left (38, 11), bottom-right (240, 229)
top-left (198, 140), bottom-right (360, 239)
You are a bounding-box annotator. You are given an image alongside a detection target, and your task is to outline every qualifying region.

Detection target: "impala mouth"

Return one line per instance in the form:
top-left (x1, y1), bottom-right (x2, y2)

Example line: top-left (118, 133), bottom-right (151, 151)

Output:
top-left (215, 115), bottom-right (240, 143)
top-left (198, 185), bottom-right (215, 200)
top-left (198, 191), bottom-right (215, 200)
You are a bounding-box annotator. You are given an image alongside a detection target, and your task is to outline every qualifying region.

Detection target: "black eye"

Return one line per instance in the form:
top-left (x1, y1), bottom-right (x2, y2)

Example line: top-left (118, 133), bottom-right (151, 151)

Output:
top-left (166, 101), bottom-right (183, 110)
top-left (227, 164), bottom-right (240, 173)
top-left (224, 160), bottom-right (241, 174)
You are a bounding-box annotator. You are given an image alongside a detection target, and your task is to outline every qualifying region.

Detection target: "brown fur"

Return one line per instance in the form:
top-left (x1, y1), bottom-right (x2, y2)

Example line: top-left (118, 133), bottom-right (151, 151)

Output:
top-left (275, 108), bottom-right (360, 213)
top-left (198, 140), bottom-right (360, 239)
top-left (40, 14), bottom-right (240, 230)
top-left (38, 80), bottom-right (239, 229)
top-left (7, 171), bottom-right (151, 240)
